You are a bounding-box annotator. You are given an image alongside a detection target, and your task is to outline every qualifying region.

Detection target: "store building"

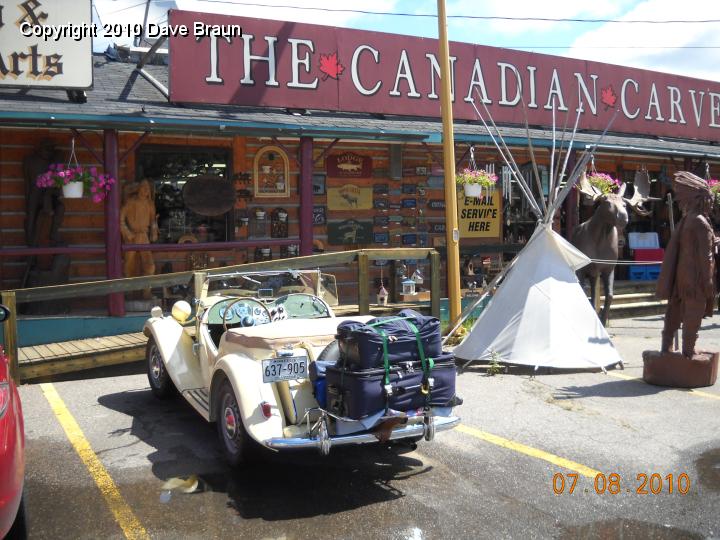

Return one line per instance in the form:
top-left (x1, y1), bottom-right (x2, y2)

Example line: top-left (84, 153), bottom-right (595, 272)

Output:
top-left (2, 9), bottom-right (720, 315)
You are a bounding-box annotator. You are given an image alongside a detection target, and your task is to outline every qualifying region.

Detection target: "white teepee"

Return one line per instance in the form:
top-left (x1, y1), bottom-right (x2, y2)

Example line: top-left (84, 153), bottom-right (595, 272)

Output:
top-left (450, 95), bottom-right (624, 370)
top-left (453, 225), bottom-right (623, 369)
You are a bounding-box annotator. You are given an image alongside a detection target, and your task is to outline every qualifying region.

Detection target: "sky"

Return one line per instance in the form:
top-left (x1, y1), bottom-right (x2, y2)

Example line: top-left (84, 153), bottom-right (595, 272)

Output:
top-left (93, 0), bottom-right (720, 82)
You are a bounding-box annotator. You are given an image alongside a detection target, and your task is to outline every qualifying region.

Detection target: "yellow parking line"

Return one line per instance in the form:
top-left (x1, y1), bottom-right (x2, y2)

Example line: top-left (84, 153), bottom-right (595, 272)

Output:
top-left (456, 424), bottom-right (601, 478)
top-left (40, 383), bottom-right (150, 540)
top-left (606, 372), bottom-right (720, 401)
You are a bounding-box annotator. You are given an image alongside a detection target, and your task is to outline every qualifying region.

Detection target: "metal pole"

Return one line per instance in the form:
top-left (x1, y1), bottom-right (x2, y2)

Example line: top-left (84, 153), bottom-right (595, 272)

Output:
top-left (436, 0), bottom-right (461, 322)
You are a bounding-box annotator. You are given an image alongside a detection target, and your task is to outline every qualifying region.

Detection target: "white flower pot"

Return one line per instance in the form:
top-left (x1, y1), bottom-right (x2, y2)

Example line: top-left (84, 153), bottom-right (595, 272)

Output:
top-left (463, 183), bottom-right (483, 197)
top-left (62, 181), bottom-right (83, 198)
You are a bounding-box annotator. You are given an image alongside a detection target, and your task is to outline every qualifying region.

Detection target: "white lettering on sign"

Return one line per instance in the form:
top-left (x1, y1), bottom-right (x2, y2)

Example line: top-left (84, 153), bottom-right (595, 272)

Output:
top-left (287, 38), bottom-right (318, 89)
top-left (351, 44), bottom-right (381, 96)
top-left (622, 78), bottom-right (640, 119)
top-left (544, 69), bottom-right (568, 111)
top-left (498, 62), bottom-right (522, 106)
top-left (645, 83), bottom-right (665, 121)
top-left (199, 33), bottom-right (232, 84)
top-left (463, 58), bottom-right (492, 105)
top-left (710, 92), bottom-right (720, 128)
top-left (667, 86), bottom-right (686, 124)
top-left (574, 73), bottom-right (598, 115)
top-left (240, 33), bottom-right (279, 87)
top-left (526, 66), bottom-right (538, 108)
top-left (389, 49), bottom-right (420, 98)
top-left (425, 53), bottom-right (456, 100)
top-left (689, 90), bottom-right (706, 127)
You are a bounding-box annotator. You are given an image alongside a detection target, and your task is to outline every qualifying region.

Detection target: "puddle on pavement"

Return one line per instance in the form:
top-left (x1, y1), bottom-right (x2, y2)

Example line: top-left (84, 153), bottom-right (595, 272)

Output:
top-left (561, 519), bottom-right (703, 539)
top-left (694, 447), bottom-right (720, 492)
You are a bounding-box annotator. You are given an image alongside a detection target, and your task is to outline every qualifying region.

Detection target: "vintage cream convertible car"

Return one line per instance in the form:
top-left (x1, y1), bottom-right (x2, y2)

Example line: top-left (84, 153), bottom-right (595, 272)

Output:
top-left (143, 270), bottom-right (459, 465)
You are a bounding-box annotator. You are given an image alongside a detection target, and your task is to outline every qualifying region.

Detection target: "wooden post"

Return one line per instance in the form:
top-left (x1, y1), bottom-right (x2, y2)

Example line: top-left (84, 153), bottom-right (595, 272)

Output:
top-left (436, 0), bottom-right (461, 322)
top-left (430, 251), bottom-right (441, 319)
top-left (104, 129), bottom-right (125, 316)
top-left (389, 260), bottom-right (398, 303)
top-left (1, 291), bottom-right (19, 383)
top-left (299, 137), bottom-right (314, 256)
top-left (358, 252), bottom-right (370, 315)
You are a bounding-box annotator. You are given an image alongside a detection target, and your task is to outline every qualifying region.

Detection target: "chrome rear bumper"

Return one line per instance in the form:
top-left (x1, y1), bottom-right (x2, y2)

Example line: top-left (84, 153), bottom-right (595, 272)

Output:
top-left (263, 415), bottom-right (460, 450)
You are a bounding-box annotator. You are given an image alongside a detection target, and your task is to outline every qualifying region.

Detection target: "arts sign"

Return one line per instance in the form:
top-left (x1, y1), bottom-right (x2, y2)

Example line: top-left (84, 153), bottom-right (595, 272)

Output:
top-left (169, 9), bottom-right (720, 141)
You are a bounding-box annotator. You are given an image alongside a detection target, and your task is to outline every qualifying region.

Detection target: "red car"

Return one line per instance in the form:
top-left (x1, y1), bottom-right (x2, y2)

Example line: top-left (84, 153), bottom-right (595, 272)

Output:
top-left (0, 304), bottom-right (26, 539)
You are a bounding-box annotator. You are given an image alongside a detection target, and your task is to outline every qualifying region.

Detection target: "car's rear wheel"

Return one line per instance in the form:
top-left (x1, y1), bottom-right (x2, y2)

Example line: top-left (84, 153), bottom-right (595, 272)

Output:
top-left (217, 380), bottom-right (251, 467)
top-left (146, 336), bottom-right (175, 399)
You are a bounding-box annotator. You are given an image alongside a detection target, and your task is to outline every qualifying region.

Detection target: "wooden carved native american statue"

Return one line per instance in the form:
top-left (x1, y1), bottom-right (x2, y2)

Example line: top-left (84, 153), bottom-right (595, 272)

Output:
top-left (656, 171), bottom-right (716, 358)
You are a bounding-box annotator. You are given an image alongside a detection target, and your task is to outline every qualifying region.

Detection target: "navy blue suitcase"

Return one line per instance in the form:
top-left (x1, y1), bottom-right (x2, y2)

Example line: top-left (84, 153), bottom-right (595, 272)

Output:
top-left (325, 353), bottom-right (457, 420)
top-left (336, 309), bottom-right (442, 371)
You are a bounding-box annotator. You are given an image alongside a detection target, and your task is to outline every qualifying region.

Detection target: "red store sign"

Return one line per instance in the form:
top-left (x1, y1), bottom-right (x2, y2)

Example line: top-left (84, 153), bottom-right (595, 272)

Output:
top-left (169, 9), bottom-right (720, 141)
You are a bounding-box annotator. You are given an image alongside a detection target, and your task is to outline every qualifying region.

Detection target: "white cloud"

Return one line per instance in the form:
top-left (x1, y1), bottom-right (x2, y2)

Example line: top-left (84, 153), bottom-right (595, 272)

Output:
top-left (566, 0), bottom-right (720, 82)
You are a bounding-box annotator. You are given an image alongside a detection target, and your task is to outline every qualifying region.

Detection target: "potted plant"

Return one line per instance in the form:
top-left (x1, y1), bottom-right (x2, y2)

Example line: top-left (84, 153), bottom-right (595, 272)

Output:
top-left (36, 164), bottom-right (115, 202)
top-left (709, 178), bottom-right (720, 204)
top-left (585, 172), bottom-right (621, 195)
top-left (456, 167), bottom-right (498, 197)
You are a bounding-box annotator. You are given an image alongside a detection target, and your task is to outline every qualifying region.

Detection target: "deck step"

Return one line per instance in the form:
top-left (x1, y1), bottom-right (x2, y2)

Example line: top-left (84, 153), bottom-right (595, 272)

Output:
top-left (609, 299), bottom-right (668, 318)
top-left (18, 331), bottom-right (147, 381)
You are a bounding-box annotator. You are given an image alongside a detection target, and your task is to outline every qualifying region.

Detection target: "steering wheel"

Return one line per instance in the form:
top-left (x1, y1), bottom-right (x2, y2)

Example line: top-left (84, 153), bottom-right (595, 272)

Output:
top-left (222, 297), bottom-right (273, 333)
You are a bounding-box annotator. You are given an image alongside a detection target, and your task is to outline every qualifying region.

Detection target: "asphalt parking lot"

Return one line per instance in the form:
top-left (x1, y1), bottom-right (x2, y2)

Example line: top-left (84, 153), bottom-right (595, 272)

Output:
top-left (18, 313), bottom-right (720, 539)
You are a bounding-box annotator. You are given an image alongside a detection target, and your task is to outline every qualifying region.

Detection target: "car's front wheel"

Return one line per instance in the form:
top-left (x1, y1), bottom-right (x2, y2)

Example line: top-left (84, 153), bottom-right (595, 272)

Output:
top-left (146, 336), bottom-right (176, 399)
top-left (217, 380), bottom-right (251, 467)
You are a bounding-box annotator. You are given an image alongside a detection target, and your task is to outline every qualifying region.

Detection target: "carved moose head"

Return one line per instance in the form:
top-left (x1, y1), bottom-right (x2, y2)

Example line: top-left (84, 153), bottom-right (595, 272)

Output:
top-left (577, 169), bottom-right (654, 227)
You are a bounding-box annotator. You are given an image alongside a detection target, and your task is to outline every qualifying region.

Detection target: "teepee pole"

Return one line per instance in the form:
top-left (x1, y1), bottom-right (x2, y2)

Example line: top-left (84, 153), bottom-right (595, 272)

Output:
top-left (519, 91), bottom-right (547, 214)
top-left (545, 106), bottom-right (582, 224)
top-left (470, 94), bottom-right (542, 217)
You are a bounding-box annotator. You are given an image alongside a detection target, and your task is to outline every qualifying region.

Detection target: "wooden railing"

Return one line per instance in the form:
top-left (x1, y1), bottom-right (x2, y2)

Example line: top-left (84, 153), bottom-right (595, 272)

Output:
top-left (1, 248), bottom-right (441, 382)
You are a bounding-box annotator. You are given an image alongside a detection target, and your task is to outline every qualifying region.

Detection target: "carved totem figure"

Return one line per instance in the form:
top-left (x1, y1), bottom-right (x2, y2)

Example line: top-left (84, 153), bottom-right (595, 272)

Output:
top-left (656, 172), bottom-right (716, 358)
top-left (23, 140), bottom-right (65, 246)
top-left (121, 180), bottom-right (158, 296)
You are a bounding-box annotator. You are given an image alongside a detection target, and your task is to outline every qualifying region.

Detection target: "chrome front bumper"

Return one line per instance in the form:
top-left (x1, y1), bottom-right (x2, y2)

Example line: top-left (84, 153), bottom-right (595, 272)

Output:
top-left (263, 415), bottom-right (460, 451)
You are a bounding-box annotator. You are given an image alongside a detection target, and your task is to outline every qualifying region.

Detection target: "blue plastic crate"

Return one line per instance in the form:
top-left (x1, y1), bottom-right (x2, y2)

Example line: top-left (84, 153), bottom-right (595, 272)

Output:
top-left (646, 264), bottom-right (661, 281)
top-left (628, 265), bottom-right (647, 281)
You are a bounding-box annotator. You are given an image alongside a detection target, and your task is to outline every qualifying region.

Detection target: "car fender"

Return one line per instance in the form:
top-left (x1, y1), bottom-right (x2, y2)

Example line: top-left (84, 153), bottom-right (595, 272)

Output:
top-left (210, 354), bottom-right (284, 445)
top-left (143, 317), bottom-right (202, 391)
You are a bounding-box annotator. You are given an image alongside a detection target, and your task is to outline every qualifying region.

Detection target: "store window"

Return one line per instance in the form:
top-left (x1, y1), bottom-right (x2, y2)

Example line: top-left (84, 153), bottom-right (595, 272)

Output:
top-left (136, 147), bottom-right (233, 244)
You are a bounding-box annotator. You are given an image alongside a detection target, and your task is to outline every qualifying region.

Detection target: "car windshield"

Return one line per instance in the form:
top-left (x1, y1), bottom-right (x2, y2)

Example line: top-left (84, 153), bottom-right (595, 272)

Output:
top-left (206, 271), bottom-right (338, 305)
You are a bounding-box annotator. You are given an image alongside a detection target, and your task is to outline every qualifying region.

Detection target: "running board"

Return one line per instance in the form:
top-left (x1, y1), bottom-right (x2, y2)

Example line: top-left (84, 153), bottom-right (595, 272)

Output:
top-left (183, 388), bottom-right (211, 420)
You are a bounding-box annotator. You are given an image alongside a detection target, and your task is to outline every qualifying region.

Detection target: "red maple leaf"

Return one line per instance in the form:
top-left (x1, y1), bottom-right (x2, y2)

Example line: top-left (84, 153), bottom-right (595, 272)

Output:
top-left (601, 85), bottom-right (617, 109)
top-left (319, 52), bottom-right (345, 80)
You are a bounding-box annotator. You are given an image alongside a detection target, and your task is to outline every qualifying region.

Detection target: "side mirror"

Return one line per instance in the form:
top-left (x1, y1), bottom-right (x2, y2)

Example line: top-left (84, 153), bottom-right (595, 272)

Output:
top-left (0, 304), bottom-right (9, 323)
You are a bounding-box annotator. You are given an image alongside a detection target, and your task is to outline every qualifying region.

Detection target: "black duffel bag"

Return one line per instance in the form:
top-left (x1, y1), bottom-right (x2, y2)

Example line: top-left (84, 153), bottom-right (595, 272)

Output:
top-left (336, 309), bottom-right (441, 371)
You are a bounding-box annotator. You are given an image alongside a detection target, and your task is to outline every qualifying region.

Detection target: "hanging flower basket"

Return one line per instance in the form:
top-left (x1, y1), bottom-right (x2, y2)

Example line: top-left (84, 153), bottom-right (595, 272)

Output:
top-left (585, 172), bottom-right (621, 195)
top-left (456, 167), bottom-right (498, 198)
top-left (708, 178), bottom-right (720, 204)
top-left (62, 181), bottom-right (84, 198)
top-left (35, 140), bottom-right (115, 203)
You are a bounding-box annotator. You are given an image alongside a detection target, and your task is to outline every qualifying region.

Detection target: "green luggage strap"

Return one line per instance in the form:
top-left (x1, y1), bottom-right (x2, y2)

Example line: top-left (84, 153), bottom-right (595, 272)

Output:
top-left (367, 317), bottom-right (435, 403)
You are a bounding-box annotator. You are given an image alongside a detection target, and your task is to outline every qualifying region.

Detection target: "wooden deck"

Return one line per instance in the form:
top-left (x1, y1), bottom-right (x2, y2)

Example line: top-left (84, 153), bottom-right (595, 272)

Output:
top-left (15, 302), bottom-right (431, 381)
top-left (18, 332), bottom-right (148, 381)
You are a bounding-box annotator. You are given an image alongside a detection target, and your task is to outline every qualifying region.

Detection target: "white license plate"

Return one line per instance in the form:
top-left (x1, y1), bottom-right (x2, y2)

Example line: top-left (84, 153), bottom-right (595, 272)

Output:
top-left (262, 356), bottom-right (308, 383)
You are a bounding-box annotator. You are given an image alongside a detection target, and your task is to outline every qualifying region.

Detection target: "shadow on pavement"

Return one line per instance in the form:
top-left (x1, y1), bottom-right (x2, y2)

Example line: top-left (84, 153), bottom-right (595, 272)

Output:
top-left (97, 387), bottom-right (430, 521)
top-left (553, 380), bottom-right (670, 399)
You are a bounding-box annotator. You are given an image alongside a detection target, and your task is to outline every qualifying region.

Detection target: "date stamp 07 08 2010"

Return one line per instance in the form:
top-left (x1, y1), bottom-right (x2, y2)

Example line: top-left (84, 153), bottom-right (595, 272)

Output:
top-left (553, 472), bottom-right (691, 495)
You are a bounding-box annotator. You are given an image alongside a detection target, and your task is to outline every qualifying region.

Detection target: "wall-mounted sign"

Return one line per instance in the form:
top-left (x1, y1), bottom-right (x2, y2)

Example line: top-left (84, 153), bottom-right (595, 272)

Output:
top-left (428, 199), bottom-right (445, 210)
top-left (402, 234), bottom-right (417, 246)
top-left (254, 145), bottom-right (290, 198)
top-left (374, 216), bottom-right (389, 227)
top-left (373, 232), bottom-right (390, 244)
top-left (431, 223), bottom-right (446, 233)
top-left (169, 9), bottom-right (720, 141)
top-left (326, 152), bottom-right (372, 178)
top-left (327, 184), bottom-right (372, 210)
top-left (312, 174), bottom-right (326, 195)
top-left (402, 216), bottom-right (417, 228)
top-left (402, 199), bottom-right (417, 208)
top-left (312, 205), bottom-right (326, 225)
top-left (373, 183), bottom-right (389, 195)
top-left (389, 202), bottom-right (402, 209)
top-left (402, 184), bottom-right (417, 194)
top-left (0, 0), bottom-right (93, 89)
top-left (373, 197), bottom-right (388, 210)
top-left (458, 190), bottom-right (503, 238)
top-left (328, 220), bottom-right (373, 244)
top-left (427, 177), bottom-right (444, 189)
